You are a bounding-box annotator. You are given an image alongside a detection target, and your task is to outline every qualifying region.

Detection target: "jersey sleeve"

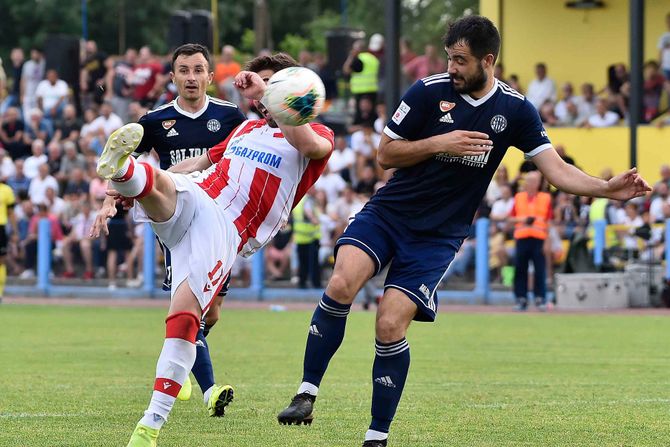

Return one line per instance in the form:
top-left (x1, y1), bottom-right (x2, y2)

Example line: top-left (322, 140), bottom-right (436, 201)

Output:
top-left (383, 80), bottom-right (429, 141)
top-left (134, 113), bottom-right (153, 154)
top-left (512, 99), bottom-right (553, 159)
top-left (208, 123), bottom-right (242, 164)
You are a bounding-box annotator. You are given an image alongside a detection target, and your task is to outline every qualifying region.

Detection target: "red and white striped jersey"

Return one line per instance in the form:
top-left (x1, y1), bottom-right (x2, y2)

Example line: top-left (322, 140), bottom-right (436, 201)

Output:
top-left (193, 119), bottom-right (333, 257)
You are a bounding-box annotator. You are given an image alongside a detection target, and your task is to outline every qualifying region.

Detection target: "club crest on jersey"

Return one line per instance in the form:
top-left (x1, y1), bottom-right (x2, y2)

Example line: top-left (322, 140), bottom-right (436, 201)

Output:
top-left (207, 119), bottom-right (221, 132)
top-left (162, 120), bottom-right (176, 130)
top-left (490, 115), bottom-right (507, 133)
top-left (439, 101), bottom-right (455, 113)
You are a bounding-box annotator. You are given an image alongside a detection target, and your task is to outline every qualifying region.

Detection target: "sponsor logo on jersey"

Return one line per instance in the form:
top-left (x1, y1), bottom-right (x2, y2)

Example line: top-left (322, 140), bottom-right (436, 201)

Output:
top-left (374, 376), bottom-right (396, 388)
top-left (226, 145), bottom-right (282, 169)
top-left (169, 148), bottom-right (208, 166)
top-left (439, 113), bottom-right (454, 124)
top-left (392, 101), bottom-right (411, 125)
top-left (490, 114), bottom-right (507, 133)
top-left (439, 101), bottom-right (456, 112)
top-left (435, 149), bottom-right (492, 169)
top-left (207, 119), bottom-right (221, 132)
top-left (166, 128), bottom-right (179, 137)
top-left (162, 120), bottom-right (176, 130)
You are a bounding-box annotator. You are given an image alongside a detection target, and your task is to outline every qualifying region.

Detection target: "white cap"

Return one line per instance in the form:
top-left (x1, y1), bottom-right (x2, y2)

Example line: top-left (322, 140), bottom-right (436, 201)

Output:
top-left (369, 33), bottom-right (384, 51)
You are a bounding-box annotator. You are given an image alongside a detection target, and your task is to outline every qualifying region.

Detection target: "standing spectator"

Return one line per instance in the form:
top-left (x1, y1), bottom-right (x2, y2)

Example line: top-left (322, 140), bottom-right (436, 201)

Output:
top-left (575, 83), bottom-right (598, 127)
top-left (105, 48), bottom-right (137, 124)
top-left (80, 40), bottom-right (107, 108)
top-left (554, 82), bottom-right (580, 126)
top-left (20, 48), bottom-right (45, 120)
top-left (214, 45), bottom-right (242, 103)
top-left (642, 61), bottom-right (665, 122)
top-left (61, 200), bottom-right (96, 279)
top-left (86, 101), bottom-right (122, 155)
top-left (403, 44), bottom-right (447, 83)
top-left (606, 63), bottom-right (629, 118)
top-left (658, 12), bottom-right (670, 81)
top-left (0, 48), bottom-right (25, 115)
top-left (131, 46), bottom-right (164, 107)
top-left (328, 135), bottom-right (355, 183)
top-left (343, 36), bottom-right (381, 124)
top-left (328, 184), bottom-right (365, 240)
top-left (586, 98), bottom-right (620, 128)
top-left (52, 104), bottom-right (81, 144)
top-left (351, 122), bottom-right (382, 179)
top-left (22, 108), bottom-right (51, 146)
top-left (6, 159), bottom-right (30, 195)
top-left (0, 106), bottom-right (28, 160)
top-left (292, 191), bottom-right (322, 289)
top-left (526, 63), bottom-right (556, 110)
top-left (35, 69), bottom-right (69, 124)
top-left (27, 163), bottom-right (58, 204)
top-left (22, 139), bottom-right (47, 179)
top-left (511, 171), bottom-right (553, 310)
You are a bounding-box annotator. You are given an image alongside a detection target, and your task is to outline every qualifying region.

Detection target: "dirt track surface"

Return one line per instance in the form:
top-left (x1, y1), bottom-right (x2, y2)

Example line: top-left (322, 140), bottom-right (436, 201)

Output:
top-left (3, 297), bottom-right (669, 315)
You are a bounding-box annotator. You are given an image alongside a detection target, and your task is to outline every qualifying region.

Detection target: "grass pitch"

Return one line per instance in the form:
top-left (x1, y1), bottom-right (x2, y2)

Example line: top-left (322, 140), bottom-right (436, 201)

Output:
top-left (0, 304), bottom-right (668, 446)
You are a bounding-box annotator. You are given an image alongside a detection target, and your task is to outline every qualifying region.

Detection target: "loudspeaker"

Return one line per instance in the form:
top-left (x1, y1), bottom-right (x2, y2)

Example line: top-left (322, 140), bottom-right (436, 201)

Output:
top-left (188, 10), bottom-right (213, 51)
top-left (168, 10), bottom-right (191, 52)
top-left (324, 28), bottom-right (366, 76)
top-left (44, 34), bottom-right (80, 86)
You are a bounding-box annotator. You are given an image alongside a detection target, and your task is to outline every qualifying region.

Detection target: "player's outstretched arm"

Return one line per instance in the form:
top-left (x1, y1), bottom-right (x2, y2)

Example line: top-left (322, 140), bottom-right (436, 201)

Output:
top-left (377, 131), bottom-right (492, 170)
top-left (168, 152), bottom-right (213, 174)
top-left (277, 123), bottom-right (332, 160)
top-left (532, 148), bottom-right (651, 201)
top-left (89, 194), bottom-right (118, 238)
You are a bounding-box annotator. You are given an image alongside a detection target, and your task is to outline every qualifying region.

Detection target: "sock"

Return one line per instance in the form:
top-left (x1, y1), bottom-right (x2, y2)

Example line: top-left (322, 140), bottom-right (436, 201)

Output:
top-left (0, 264), bottom-right (6, 297)
top-left (203, 323), bottom-right (213, 338)
top-left (368, 338), bottom-right (410, 436)
top-left (139, 312), bottom-right (199, 430)
top-left (191, 321), bottom-right (216, 401)
top-left (300, 293), bottom-right (351, 390)
top-left (110, 158), bottom-right (153, 198)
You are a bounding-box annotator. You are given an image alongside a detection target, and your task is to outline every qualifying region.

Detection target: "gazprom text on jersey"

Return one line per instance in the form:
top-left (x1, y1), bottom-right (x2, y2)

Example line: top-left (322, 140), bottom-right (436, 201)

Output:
top-left (225, 145), bottom-right (282, 168)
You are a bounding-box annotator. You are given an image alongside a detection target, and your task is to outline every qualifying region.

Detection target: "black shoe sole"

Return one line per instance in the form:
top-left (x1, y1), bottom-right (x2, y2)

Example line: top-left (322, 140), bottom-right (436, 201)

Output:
top-left (278, 414), bottom-right (314, 425)
top-left (211, 388), bottom-right (234, 417)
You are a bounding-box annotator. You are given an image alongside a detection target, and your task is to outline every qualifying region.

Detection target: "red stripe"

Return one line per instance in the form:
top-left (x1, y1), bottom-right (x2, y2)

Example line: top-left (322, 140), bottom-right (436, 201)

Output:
top-left (233, 168), bottom-right (281, 247)
top-left (154, 378), bottom-right (182, 398)
top-left (198, 158), bottom-right (232, 199)
top-left (131, 163), bottom-right (155, 199)
top-left (113, 158), bottom-right (135, 182)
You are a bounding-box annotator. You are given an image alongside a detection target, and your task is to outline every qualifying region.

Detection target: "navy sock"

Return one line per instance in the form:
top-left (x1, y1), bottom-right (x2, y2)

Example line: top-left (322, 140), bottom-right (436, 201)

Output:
top-left (369, 338), bottom-right (410, 435)
top-left (191, 325), bottom-right (215, 393)
top-left (301, 293), bottom-right (351, 387)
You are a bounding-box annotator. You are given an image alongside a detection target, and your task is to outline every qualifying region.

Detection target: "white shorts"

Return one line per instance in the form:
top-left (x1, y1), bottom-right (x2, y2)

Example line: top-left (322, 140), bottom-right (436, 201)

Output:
top-left (133, 172), bottom-right (241, 312)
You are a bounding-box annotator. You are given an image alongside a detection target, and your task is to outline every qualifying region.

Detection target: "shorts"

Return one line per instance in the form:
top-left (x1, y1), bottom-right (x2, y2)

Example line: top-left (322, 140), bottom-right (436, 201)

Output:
top-left (0, 225), bottom-right (7, 256)
top-left (335, 208), bottom-right (463, 322)
top-left (133, 172), bottom-right (241, 313)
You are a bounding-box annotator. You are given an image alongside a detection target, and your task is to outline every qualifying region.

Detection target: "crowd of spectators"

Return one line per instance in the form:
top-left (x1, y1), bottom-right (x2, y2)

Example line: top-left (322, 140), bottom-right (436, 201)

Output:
top-left (0, 23), bottom-right (669, 293)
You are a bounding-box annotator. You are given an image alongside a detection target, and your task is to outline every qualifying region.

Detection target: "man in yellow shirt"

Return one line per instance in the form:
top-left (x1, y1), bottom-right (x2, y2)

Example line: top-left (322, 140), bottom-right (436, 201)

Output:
top-left (0, 180), bottom-right (17, 301)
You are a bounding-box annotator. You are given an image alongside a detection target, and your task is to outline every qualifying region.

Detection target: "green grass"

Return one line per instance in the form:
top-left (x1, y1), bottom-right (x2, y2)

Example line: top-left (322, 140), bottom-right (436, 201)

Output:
top-left (0, 305), bottom-right (668, 446)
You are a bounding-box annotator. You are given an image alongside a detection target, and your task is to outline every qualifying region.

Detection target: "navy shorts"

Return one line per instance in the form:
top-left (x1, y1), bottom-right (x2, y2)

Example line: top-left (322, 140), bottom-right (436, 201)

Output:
top-left (335, 208), bottom-right (463, 322)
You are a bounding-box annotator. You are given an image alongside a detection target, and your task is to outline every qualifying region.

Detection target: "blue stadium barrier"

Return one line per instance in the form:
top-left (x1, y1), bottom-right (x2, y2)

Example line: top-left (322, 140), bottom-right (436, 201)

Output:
top-left (593, 219), bottom-right (606, 268)
top-left (37, 219), bottom-right (51, 294)
top-left (666, 218), bottom-right (670, 281)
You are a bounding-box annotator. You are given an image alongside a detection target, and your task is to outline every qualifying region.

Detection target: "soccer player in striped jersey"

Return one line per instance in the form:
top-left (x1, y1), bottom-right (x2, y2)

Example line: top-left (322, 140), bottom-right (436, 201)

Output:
top-left (277, 16), bottom-right (650, 446)
top-left (92, 44), bottom-right (245, 416)
top-left (93, 53), bottom-right (333, 447)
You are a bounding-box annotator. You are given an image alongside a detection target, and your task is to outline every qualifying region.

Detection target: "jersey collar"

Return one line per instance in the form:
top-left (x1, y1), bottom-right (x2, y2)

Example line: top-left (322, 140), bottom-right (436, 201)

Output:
top-left (459, 78), bottom-right (499, 107)
top-left (174, 95), bottom-right (210, 119)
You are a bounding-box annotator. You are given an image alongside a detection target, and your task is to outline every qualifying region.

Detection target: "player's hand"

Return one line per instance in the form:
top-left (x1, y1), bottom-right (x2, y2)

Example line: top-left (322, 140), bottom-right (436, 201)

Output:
top-left (234, 71), bottom-right (266, 101)
top-left (437, 130), bottom-right (493, 157)
top-left (604, 167), bottom-right (651, 201)
top-left (89, 196), bottom-right (119, 238)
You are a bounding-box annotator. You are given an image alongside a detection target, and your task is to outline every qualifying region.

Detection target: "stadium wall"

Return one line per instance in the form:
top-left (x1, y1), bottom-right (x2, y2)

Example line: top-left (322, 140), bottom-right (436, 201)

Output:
top-left (500, 126), bottom-right (669, 183)
top-left (479, 0), bottom-right (668, 92)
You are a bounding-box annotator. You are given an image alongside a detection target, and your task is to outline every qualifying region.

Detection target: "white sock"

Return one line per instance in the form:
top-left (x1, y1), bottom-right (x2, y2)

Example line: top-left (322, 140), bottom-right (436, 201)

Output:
top-left (113, 157), bottom-right (132, 179)
top-left (365, 429), bottom-right (389, 441)
top-left (142, 338), bottom-right (196, 426)
top-left (111, 159), bottom-right (149, 197)
top-left (203, 385), bottom-right (215, 405)
top-left (297, 382), bottom-right (319, 397)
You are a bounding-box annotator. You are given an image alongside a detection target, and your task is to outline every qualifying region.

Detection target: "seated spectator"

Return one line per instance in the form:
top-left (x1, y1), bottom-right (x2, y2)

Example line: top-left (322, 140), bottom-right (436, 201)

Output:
top-left (575, 83), bottom-right (597, 126)
top-left (22, 139), bottom-right (47, 179)
top-left (46, 141), bottom-right (62, 175)
top-left (490, 184), bottom-right (514, 231)
top-left (355, 164), bottom-right (378, 196)
top-left (0, 106), bottom-right (28, 160)
top-left (328, 135), bottom-right (355, 183)
top-left (350, 122), bottom-right (381, 179)
top-left (28, 163), bottom-right (58, 205)
top-left (486, 165), bottom-right (510, 204)
top-left (265, 219), bottom-right (293, 281)
top-left (328, 183), bottom-right (365, 240)
top-left (553, 191), bottom-right (580, 239)
top-left (538, 99), bottom-right (559, 126)
top-left (526, 63), bottom-right (556, 110)
top-left (643, 60), bottom-right (665, 122)
top-left (614, 201), bottom-right (644, 251)
top-left (605, 63), bottom-right (629, 118)
top-left (44, 186), bottom-right (67, 219)
top-left (508, 74), bottom-right (523, 94)
top-left (87, 162), bottom-right (108, 203)
top-left (586, 98), bottom-right (620, 128)
top-left (35, 69), bottom-right (69, 124)
top-left (0, 148), bottom-right (16, 181)
top-left (649, 182), bottom-right (669, 223)
top-left (349, 95), bottom-right (377, 133)
top-left (52, 104), bottom-right (81, 144)
top-left (83, 101), bottom-right (122, 156)
top-left (61, 200), bottom-right (96, 279)
top-left (22, 108), bottom-right (52, 147)
top-left (554, 83), bottom-right (581, 126)
top-left (20, 202), bottom-right (63, 279)
top-left (63, 167), bottom-right (89, 200)
top-left (314, 164), bottom-right (347, 204)
top-left (6, 159), bottom-right (30, 195)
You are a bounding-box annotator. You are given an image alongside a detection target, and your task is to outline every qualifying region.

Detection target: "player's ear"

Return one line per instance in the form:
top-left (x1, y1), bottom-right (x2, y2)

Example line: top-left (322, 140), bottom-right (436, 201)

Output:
top-left (207, 70), bottom-right (213, 85)
top-left (482, 53), bottom-right (495, 69)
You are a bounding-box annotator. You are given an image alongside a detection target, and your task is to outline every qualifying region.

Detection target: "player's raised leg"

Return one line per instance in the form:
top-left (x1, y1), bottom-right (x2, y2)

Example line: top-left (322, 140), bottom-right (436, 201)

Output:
top-left (277, 244), bottom-right (375, 425)
top-left (363, 288), bottom-right (416, 447)
top-left (127, 280), bottom-right (202, 447)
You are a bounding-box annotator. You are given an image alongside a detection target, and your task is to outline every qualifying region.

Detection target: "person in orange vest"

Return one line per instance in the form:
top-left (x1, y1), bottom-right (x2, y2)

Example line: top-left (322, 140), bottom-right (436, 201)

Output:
top-left (511, 170), bottom-right (553, 310)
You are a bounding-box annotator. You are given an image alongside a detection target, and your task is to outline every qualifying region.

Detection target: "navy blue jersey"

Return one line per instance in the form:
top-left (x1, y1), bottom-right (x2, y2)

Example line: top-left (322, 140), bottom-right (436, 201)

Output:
top-left (370, 74), bottom-right (552, 238)
top-left (136, 96), bottom-right (246, 169)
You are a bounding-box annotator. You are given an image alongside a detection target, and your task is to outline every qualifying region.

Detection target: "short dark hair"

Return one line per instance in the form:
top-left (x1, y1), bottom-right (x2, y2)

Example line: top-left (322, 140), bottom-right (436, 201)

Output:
top-left (244, 52), bottom-right (299, 74)
top-left (171, 43), bottom-right (212, 71)
top-left (443, 15), bottom-right (500, 62)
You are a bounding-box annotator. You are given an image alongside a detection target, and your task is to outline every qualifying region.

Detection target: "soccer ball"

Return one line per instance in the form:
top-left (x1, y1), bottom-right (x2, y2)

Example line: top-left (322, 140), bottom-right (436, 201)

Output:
top-left (261, 67), bottom-right (326, 126)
